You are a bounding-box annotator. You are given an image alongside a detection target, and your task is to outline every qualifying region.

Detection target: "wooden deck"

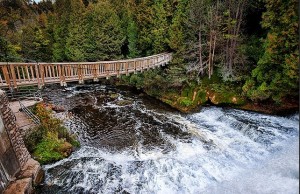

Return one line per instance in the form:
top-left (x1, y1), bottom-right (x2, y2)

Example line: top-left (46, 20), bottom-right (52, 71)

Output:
top-left (0, 53), bottom-right (172, 89)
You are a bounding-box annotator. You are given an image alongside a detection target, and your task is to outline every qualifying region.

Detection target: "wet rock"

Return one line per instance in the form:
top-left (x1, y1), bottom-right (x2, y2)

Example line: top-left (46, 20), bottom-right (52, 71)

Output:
top-left (52, 105), bottom-right (65, 112)
top-left (110, 93), bottom-right (119, 99)
top-left (19, 158), bottom-right (44, 185)
top-left (57, 142), bottom-right (73, 157)
top-left (116, 100), bottom-right (132, 106)
top-left (4, 178), bottom-right (32, 194)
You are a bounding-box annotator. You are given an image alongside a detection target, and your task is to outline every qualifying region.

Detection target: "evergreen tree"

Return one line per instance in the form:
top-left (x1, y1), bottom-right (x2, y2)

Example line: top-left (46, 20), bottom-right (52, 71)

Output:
top-left (84, 1), bottom-right (124, 61)
top-left (21, 25), bottom-right (51, 62)
top-left (65, 0), bottom-right (86, 61)
top-left (168, 0), bottom-right (188, 54)
top-left (52, 0), bottom-right (71, 61)
top-left (243, 0), bottom-right (299, 102)
top-left (127, 18), bottom-right (139, 58)
top-left (135, 0), bottom-right (155, 55)
top-left (0, 37), bottom-right (20, 61)
top-left (152, 0), bottom-right (171, 53)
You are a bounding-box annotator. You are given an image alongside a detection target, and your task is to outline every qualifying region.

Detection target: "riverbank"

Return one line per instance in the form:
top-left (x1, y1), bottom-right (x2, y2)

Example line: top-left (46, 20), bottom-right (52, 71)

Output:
top-left (116, 75), bottom-right (299, 116)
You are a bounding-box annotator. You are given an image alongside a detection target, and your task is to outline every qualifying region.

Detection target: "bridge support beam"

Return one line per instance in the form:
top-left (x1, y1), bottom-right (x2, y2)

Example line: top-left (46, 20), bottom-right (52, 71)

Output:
top-left (60, 81), bottom-right (67, 87)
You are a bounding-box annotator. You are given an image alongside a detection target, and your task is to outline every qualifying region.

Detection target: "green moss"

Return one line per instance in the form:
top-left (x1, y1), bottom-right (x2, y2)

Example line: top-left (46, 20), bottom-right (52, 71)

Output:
top-left (69, 138), bottom-right (80, 147)
top-left (110, 93), bottom-right (119, 99)
top-left (194, 89), bottom-right (207, 104)
top-left (162, 99), bottom-right (173, 105)
top-left (178, 97), bottom-right (193, 107)
top-left (33, 138), bottom-right (64, 164)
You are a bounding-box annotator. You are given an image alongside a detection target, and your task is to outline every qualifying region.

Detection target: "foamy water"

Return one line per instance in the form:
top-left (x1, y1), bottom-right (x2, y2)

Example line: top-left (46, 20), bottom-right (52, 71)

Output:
top-left (39, 85), bottom-right (299, 194)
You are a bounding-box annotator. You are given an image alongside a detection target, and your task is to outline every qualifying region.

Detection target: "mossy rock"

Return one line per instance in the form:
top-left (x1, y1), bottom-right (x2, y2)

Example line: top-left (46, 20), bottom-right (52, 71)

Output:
top-left (178, 97), bottom-right (193, 107)
top-left (33, 138), bottom-right (64, 164)
top-left (194, 89), bottom-right (208, 105)
top-left (56, 142), bottom-right (73, 157)
top-left (110, 93), bottom-right (119, 99)
top-left (116, 100), bottom-right (132, 106)
top-left (207, 90), bottom-right (246, 105)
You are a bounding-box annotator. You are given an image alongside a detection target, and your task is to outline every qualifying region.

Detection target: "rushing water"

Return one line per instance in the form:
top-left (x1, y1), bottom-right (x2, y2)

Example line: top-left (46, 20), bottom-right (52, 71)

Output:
top-left (38, 84), bottom-right (299, 194)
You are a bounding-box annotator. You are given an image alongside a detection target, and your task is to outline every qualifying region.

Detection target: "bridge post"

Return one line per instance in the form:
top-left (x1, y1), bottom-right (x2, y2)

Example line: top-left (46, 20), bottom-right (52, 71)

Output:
top-left (1, 65), bottom-right (11, 89)
top-left (105, 63), bottom-right (110, 79)
top-left (78, 64), bottom-right (84, 84)
top-left (34, 63), bottom-right (42, 89)
top-left (125, 62), bottom-right (129, 76)
top-left (58, 64), bottom-right (66, 87)
top-left (93, 64), bottom-right (99, 82)
top-left (134, 61), bottom-right (137, 74)
top-left (140, 61), bottom-right (144, 73)
top-left (9, 64), bottom-right (17, 89)
top-left (39, 64), bottom-right (45, 87)
top-left (116, 63), bottom-right (120, 78)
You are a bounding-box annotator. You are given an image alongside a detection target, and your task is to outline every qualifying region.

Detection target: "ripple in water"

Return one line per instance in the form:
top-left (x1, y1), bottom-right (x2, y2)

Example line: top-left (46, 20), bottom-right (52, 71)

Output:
top-left (38, 84), bottom-right (299, 194)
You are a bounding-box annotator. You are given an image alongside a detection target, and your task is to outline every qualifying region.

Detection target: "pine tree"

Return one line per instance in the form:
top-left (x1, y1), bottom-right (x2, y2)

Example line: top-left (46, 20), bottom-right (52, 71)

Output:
top-left (243, 0), bottom-right (299, 102)
top-left (151, 0), bottom-right (171, 53)
top-left (84, 1), bottom-right (124, 61)
top-left (52, 0), bottom-right (71, 61)
top-left (127, 18), bottom-right (139, 58)
top-left (65, 0), bottom-right (86, 61)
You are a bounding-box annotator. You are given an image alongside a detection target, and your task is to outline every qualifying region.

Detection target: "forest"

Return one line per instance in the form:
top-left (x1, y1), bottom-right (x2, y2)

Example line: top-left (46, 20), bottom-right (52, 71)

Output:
top-left (0, 0), bottom-right (299, 113)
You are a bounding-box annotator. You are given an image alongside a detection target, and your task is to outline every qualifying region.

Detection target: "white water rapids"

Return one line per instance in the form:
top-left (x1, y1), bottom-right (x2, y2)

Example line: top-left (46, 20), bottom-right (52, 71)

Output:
top-left (39, 85), bottom-right (299, 194)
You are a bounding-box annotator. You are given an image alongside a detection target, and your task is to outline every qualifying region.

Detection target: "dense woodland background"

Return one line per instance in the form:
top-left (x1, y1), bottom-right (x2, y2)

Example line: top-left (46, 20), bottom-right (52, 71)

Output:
top-left (0, 0), bottom-right (298, 108)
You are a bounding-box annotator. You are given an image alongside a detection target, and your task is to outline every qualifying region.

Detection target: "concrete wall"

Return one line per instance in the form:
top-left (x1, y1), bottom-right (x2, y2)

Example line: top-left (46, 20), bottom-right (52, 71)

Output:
top-left (0, 115), bottom-right (20, 193)
top-left (0, 90), bottom-right (31, 193)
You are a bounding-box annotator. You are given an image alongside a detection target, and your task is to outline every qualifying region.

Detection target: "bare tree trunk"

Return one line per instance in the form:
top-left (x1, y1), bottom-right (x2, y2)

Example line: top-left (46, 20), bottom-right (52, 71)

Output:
top-left (211, 31), bottom-right (217, 76)
top-left (208, 30), bottom-right (212, 79)
top-left (227, 0), bottom-right (246, 77)
top-left (198, 24), bottom-right (203, 75)
top-left (232, 0), bottom-right (245, 65)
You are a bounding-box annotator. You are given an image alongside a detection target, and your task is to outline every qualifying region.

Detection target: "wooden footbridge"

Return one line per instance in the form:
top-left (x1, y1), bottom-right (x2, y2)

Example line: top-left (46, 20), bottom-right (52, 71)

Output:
top-left (0, 53), bottom-right (172, 89)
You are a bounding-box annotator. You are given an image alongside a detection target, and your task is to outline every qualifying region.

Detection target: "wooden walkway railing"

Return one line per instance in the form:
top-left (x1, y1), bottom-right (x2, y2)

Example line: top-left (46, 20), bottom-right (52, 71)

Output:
top-left (0, 53), bottom-right (172, 89)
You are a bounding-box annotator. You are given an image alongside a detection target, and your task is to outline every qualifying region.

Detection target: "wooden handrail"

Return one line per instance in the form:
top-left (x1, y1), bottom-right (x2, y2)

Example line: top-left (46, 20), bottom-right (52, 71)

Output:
top-left (0, 53), bottom-right (172, 89)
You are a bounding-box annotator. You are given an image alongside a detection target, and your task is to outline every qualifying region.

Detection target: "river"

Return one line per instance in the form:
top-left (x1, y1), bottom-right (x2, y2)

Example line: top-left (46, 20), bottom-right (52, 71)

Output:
top-left (37, 84), bottom-right (299, 194)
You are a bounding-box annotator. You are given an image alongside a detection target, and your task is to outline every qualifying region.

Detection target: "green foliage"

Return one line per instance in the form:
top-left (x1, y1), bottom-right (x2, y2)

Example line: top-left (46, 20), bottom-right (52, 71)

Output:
top-left (33, 138), bottom-right (64, 164)
top-left (178, 97), bottom-right (193, 107)
top-left (0, 37), bottom-right (20, 61)
top-left (168, 0), bottom-right (188, 53)
top-left (127, 19), bottom-right (139, 58)
top-left (128, 74), bottom-right (144, 89)
top-left (84, 1), bottom-right (124, 61)
top-left (210, 82), bottom-right (246, 105)
top-left (65, 0), bottom-right (86, 61)
top-left (243, 0), bottom-right (299, 102)
top-left (24, 125), bottom-right (47, 153)
top-left (52, 0), bottom-right (71, 61)
top-left (151, 0), bottom-right (171, 53)
top-left (24, 103), bottom-right (80, 164)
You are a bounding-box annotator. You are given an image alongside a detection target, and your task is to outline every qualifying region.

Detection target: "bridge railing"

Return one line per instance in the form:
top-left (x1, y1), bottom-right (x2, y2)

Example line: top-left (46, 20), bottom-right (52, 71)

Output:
top-left (0, 53), bottom-right (172, 89)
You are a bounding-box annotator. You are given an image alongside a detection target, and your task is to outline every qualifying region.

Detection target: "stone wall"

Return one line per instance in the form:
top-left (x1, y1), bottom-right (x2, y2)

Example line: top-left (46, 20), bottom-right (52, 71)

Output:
top-left (0, 90), bottom-right (30, 168)
top-left (0, 114), bottom-right (20, 193)
top-left (0, 90), bottom-right (43, 193)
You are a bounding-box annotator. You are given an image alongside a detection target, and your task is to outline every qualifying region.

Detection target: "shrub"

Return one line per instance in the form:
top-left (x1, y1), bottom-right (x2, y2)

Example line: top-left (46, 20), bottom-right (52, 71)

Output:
top-left (33, 138), bottom-right (64, 164)
top-left (24, 103), bottom-right (80, 164)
